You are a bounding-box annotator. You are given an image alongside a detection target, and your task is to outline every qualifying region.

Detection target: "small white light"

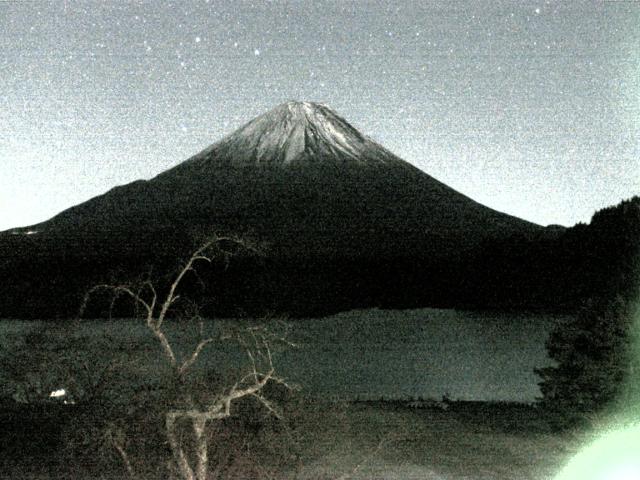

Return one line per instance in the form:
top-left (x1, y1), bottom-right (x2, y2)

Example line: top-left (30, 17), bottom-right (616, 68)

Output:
top-left (49, 388), bottom-right (66, 398)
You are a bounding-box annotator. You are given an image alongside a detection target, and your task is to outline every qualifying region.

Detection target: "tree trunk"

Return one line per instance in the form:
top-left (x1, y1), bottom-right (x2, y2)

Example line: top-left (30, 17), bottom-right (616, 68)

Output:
top-left (193, 416), bottom-right (209, 480)
top-left (166, 413), bottom-right (196, 480)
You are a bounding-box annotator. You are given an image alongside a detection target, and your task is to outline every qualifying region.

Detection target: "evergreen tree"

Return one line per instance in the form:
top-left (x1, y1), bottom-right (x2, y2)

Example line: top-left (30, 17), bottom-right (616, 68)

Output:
top-left (535, 295), bottom-right (635, 425)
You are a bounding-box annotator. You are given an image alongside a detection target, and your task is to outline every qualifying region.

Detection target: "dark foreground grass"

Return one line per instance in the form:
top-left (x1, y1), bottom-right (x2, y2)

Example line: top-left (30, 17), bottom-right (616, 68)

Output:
top-left (287, 400), bottom-right (586, 480)
top-left (0, 397), bottom-right (587, 480)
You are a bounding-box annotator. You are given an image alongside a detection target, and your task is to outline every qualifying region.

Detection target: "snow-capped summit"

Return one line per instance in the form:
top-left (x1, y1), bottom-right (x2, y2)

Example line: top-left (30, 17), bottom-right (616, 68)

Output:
top-left (184, 101), bottom-right (406, 168)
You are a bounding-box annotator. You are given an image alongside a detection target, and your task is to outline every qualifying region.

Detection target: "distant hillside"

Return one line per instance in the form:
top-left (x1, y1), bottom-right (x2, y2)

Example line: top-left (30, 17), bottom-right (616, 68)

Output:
top-left (458, 196), bottom-right (640, 311)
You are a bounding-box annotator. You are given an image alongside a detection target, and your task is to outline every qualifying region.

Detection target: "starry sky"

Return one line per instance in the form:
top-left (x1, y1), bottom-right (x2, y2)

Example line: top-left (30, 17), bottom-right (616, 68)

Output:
top-left (1, 0), bottom-right (638, 231)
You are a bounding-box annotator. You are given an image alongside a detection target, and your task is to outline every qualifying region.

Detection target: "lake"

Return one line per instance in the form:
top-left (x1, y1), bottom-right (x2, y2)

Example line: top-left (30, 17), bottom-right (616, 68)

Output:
top-left (0, 308), bottom-right (563, 403)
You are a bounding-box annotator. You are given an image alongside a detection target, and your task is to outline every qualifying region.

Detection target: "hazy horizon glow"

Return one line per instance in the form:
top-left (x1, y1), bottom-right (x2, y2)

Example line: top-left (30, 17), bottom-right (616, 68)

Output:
top-left (1, 1), bottom-right (638, 231)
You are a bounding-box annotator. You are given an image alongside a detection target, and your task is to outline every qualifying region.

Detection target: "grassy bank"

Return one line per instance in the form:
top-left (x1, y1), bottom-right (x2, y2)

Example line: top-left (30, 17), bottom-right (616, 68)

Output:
top-left (1, 397), bottom-right (588, 479)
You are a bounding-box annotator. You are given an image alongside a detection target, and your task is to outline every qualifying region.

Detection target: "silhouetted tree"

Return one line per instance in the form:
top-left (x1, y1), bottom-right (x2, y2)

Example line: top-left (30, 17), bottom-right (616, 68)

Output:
top-left (79, 235), bottom-right (294, 480)
top-left (535, 295), bottom-right (636, 426)
top-left (534, 197), bottom-right (640, 427)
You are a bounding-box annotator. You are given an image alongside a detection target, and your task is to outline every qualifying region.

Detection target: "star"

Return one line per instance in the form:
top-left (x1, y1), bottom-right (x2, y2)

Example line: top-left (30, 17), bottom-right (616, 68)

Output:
top-left (2, 0), bottom-right (635, 231)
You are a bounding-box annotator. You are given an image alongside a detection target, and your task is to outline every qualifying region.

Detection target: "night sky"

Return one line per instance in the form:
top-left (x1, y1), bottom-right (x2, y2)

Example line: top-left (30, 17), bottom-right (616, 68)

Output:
top-left (1, 0), bottom-right (638, 231)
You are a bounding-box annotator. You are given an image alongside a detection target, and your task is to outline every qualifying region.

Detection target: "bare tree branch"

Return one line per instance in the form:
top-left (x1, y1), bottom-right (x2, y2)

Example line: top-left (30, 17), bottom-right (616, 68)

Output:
top-left (250, 392), bottom-right (283, 419)
top-left (149, 324), bottom-right (178, 367)
top-left (335, 432), bottom-right (401, 480)
top-left (178, 338), bottom-right (215, 377)
top-left (155, 235), bottom-right (243, 330)
top-left (104, 425), bottom-right (138, 480)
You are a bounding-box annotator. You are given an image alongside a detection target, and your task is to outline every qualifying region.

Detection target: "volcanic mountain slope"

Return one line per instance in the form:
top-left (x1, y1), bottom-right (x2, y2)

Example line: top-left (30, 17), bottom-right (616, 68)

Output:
top-left (2, 101), bottom-right (548, 317)
top-left (23, 101), bottom-right (540, 257)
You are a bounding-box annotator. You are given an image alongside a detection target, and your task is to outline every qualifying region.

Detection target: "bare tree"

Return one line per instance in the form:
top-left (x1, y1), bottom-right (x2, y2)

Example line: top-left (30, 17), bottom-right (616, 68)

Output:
top-left (81, 235), bottom-right (293, 480)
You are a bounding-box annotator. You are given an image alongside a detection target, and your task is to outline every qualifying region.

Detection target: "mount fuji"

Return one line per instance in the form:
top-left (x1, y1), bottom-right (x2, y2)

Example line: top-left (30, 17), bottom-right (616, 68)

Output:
top-left (2, 101), bottom-right (544, 317)
top-left (24, 101), bottom-right (539, 245)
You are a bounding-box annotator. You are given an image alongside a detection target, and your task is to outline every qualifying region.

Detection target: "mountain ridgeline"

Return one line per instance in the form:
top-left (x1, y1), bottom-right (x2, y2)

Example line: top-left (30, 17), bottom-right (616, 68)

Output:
top-left (26, 101), bottom-right (538, 252)
top-left (1, 102), bottom-right (638, 319)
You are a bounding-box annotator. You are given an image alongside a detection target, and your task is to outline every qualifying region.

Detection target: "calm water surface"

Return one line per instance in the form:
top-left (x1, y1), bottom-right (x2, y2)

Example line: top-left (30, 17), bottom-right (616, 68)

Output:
top-left (1, 308), bottom-right (562, 402)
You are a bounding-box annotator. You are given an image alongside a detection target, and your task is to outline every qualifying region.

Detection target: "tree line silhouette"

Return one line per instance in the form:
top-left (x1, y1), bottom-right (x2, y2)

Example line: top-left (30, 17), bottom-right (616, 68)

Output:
top-left (0, 196), bottom-right (637, 320)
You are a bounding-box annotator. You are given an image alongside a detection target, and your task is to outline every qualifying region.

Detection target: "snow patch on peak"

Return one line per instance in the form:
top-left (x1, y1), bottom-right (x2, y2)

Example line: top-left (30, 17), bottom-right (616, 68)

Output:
top-left (184, 100), bottom-right (409, 169)
top-left (283, 121), bottom-right (306, 163)
top-left (282, 100), bottom-right (325, 113)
